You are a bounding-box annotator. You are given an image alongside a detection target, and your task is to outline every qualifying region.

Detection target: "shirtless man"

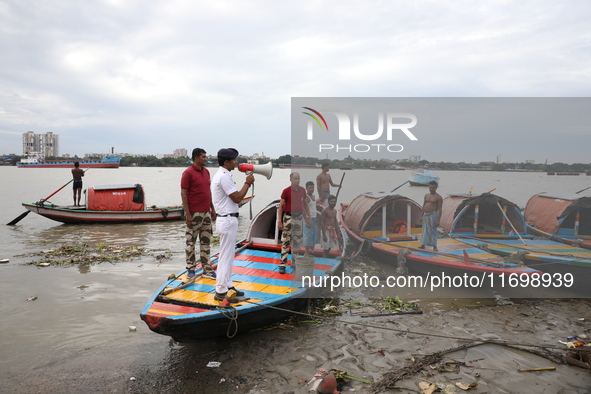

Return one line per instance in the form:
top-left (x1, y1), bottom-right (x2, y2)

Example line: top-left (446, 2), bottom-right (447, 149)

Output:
top-left (419, 181), bottom-right (443, 251)
top-left (316, 163), bottom-right (340, 204)
top-left (320, 195), bottom-right (343, 257)
top-left (72, 162), bottom-right (85, 206)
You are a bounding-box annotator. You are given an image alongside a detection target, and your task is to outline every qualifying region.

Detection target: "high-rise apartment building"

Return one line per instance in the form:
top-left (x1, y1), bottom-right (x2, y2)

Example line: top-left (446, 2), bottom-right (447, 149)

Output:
top-left (22, 131), bottom-right (60, 157)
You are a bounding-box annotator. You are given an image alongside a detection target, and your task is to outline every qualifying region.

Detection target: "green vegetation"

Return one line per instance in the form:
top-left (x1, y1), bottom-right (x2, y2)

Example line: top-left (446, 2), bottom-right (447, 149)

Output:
top-left (284, 155), bottom-right (591, 172)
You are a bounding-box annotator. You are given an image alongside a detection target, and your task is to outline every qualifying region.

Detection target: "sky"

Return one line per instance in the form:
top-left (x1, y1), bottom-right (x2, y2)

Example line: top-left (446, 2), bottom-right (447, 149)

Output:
top-left (1, 0), bottom-right (590, 163)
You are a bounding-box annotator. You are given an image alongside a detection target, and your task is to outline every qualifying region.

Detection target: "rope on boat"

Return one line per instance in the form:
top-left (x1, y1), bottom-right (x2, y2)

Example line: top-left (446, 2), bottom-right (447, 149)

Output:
top-left (475, 243), bottom-right (493, 254)
top-left (217, 305), bottom-right (239, 338)
top-left (396, 248), bottom-right (410, 274)
top-left (574, 239), bottom-right (583, 247)
top-left (502, 250), bottom-right (528, 266)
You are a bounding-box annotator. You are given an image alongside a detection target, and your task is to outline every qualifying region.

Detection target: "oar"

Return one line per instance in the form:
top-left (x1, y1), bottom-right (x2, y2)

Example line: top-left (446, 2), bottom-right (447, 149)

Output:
top-left (391, 180), bottom-right (409, 193)
top-left (575, 186), bottom-right (591, 194)
top-left (335, 172), bottom-right (346, 200)
top-left (7, 169), bottom-right (89, 225)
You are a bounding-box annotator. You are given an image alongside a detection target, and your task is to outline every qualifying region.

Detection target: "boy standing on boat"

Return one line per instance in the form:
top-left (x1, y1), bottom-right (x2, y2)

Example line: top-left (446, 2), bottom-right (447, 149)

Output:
top-left (211, 148), bottom-right (254, 301)
top-left (303, 181), bottom-right (319, 257)
top-left (419, 181), bottom-right (443, 252)
top-left (320, 195), bottom-right (343, 257)
top-left (316, 163), bottom-right (340, 204)
top-left (181, 148), bottom-right (216, 278)
top-left (72, 162), bottom-right (84, 206)
top-left (278, 172), bottom-right (310, 274)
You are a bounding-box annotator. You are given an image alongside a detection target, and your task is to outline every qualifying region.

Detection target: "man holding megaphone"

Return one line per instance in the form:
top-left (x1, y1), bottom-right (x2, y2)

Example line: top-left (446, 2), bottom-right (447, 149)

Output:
top-left (211, 148), bottom-right (255, 302)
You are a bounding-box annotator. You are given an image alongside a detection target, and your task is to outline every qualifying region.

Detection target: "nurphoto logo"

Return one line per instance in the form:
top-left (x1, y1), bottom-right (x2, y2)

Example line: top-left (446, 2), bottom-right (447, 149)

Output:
top-left (301, 107), bottom-right (418, 153)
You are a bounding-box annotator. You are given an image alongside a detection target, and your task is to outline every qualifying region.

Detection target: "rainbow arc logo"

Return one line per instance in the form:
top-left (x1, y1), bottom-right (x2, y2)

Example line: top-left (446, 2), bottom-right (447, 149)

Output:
top-left (302, 107), bottom-right (328, 131)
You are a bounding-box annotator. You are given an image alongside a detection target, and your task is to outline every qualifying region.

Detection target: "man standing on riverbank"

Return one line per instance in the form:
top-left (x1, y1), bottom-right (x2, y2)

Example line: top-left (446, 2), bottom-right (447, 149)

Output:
top-left (419, 181), bottom-right (442, 251)
top-left (316, 163), bottom-right (340, 204)
top-left (72, 162), bottom-right (84, 206)
top-left (211, 148), bottom-right (254, 301)
top-left (181, 148), bottom-right (216, 278)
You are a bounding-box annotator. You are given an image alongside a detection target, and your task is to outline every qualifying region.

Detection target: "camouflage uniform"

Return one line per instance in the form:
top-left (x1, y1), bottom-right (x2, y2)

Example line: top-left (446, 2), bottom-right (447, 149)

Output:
top-left (186, 211), bottom-right (213, 271)
top-left (281, 213), bottom-right (302, 267)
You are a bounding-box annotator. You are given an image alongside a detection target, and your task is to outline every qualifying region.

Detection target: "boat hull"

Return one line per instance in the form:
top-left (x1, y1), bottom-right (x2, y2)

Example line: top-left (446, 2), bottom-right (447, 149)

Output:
top-left (524, 192), bottom-right (591, 250)
top-left (140, 243), bottom-right (342, 341)
top-left (455, 238), bottom-right (591, 293)
top-left (17, 163), bottom-right (119, 168)
top-left (140, 200), bottom-right (344, 341)
top-left (409, 169), bottom-right (439, 186)
top-left (340, 202), bottom-right (540, 277)
top-left (22, 203), bottom-right (183, 224)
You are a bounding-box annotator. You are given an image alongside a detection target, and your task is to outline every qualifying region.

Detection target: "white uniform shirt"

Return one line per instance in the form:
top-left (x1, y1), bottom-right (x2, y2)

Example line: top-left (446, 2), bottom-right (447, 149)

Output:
top-left (211, 167), bottom-right (239, 215)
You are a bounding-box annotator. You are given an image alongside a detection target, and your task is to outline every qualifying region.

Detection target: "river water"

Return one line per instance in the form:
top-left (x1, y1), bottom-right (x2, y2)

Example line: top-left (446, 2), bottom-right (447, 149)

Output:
top-left (0, 166), bottom-right (589, 390)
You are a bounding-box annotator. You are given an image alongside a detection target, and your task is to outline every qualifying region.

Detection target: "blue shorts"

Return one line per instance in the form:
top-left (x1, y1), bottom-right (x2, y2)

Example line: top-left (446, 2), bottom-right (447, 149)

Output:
top-left (303, 217), bottom-right (319, 247)
top-left (73, 180), bottom-right (83, 190)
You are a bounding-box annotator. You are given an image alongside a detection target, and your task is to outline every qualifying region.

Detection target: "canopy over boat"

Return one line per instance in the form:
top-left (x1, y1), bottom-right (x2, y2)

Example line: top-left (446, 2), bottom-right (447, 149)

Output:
top-left (440, 193), bottom-right (527, 238)
top-left (343, 191), bottom-right (422, 241)
top-left (525, 192), bottom-right (591, 237)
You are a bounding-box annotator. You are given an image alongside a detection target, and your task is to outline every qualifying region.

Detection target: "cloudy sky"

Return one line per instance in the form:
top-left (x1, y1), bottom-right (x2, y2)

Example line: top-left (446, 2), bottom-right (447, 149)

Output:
top-left (1, 0), bottom-right (590, 163)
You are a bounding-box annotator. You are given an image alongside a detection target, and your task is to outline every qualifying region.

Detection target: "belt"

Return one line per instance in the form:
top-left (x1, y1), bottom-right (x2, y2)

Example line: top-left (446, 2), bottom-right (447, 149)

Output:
top-left (218, 212), bottom-right (239, 217)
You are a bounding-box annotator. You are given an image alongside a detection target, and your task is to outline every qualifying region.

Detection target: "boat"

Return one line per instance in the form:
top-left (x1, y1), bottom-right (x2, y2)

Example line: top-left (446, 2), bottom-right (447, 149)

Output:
top-left (524, 192), bottom-right (591, 249)
top-left (22, 184), bottom-right (183, 224)
top-left (339, 191), bottom-right (540, 279)
top-left (370, 165), bottom-right (405, 170)
top-left (17, 153), bottom-right (121, 168)
top-left (441, 192), bottom-right (591, 291)
top-left (140, 200), bottom-right (343, 341)
top-left (409, 168), bottom-right (439, 186)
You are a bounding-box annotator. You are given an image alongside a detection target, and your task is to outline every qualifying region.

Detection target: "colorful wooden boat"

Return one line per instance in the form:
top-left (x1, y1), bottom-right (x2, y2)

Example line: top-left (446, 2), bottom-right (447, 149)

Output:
top-left (17, 154), bottom-right (121, 168)
top-left (440, 193), bottom-right (533, 240)
top-left (22, 184), bottom-right (183, 224)
top-left (441, 193), bottom-right (591, 291)
top-left (340, 191), bottom-right (540, 278)
top-left (140, 200), bottom-right (343, 341)
top-left (524, 192), bottom-right (591, 249)
top-left (409, 168), bottom-right (439, 186)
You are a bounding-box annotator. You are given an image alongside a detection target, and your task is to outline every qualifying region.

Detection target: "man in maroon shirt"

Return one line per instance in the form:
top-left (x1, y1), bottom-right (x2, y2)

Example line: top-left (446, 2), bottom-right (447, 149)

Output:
top-left (181, 148), bottom-right (217, 278)
top-left (277, 172), bottom-right (311, 274)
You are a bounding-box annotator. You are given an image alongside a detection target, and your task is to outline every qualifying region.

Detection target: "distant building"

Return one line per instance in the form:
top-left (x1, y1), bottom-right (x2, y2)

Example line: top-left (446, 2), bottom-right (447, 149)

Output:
top-left (22, 131), bottom-right (59, 157)
top-left (173, 148), bottom-right (188, 158)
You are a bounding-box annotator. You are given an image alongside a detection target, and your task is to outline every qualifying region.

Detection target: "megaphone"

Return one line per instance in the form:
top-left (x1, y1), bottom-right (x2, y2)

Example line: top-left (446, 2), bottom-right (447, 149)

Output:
top-left (238, 162), bottom-right (273, 180)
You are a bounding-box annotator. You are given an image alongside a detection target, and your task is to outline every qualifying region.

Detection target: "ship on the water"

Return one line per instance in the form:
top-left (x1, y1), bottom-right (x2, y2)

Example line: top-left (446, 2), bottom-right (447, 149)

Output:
top-left (17, 153), bottom-right (121, 169)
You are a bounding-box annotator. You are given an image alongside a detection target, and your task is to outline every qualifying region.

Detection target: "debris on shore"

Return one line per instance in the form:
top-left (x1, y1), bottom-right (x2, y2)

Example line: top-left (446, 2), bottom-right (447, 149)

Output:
top-left (19, 242), bottom-right (172, 267)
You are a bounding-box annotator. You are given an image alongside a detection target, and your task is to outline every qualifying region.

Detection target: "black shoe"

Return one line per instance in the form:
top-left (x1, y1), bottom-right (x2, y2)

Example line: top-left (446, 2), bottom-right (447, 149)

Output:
top-left (278, 265), bottom-right (286, 274)
top-left (214, 292), bottom-right (227, 302)
top-left (229, 287), bottom-right (245, 297)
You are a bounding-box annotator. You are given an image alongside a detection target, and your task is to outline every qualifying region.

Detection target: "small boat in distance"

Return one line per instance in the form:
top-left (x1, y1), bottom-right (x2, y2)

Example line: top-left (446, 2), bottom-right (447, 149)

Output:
top-left (409, 168), bottom-right (439, 186)
top-left (525, 192), bottom-right (591, 249)
top-left (22, 184), bottom-right (183, 224)
top-left (18, 153), bottom-right (121, 168)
